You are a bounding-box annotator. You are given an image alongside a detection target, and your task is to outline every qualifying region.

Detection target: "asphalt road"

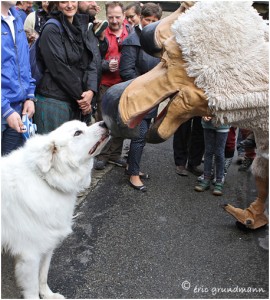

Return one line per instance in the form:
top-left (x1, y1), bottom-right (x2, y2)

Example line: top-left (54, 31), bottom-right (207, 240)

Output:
top-left (1, 138), bottom-right (269, 299)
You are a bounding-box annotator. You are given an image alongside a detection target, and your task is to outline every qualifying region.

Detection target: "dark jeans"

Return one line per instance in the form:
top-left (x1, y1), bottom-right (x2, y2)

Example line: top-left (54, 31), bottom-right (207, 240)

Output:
top-left (204, 129), bottom-right (228, 182)
top-left (127, 119), bottom-right (151, 175)
top-left (1, 104), bottom-right (24, 156)
top-left (173, 117), bottom-right (204, 167)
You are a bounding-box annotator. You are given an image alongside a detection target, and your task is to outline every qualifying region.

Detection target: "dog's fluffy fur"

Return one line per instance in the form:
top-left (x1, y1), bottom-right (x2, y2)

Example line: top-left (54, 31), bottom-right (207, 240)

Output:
top-left (1, 120), bottom-right (110, 299)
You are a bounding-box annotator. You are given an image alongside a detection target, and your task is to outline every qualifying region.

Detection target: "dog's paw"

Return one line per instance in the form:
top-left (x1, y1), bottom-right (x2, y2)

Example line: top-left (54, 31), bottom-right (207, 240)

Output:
top-left (42, 292), bottom-right (65, 299)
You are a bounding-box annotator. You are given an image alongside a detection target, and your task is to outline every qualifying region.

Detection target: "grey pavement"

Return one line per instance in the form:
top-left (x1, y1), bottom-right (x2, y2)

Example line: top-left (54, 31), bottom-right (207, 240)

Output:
top-left (1, 138), bottom-right (269, 299)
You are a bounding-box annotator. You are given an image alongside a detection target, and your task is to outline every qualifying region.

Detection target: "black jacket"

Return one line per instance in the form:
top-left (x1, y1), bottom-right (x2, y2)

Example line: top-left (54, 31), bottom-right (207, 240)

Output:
top-left (119, 27), bottom-right (160, 81)
top-left (37, 12), bottom-right (98, 108)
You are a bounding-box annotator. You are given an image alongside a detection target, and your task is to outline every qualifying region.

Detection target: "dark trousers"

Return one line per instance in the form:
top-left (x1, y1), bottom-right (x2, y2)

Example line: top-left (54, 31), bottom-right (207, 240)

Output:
top-left (127, 119), bottom-right (151, 175)
top-left (173, 117), bottom-right (204, 167)
top-left (96, 84), bottom-right (124, 162)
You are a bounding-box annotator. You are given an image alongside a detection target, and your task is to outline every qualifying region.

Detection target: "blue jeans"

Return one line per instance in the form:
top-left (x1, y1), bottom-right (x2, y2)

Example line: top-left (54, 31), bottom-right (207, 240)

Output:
top-left (127, 119), bottom-right (151, 175)
top-left (203, 129), bottom-right (228, 182)
top-left (1, 103), bottom-right (24, 156)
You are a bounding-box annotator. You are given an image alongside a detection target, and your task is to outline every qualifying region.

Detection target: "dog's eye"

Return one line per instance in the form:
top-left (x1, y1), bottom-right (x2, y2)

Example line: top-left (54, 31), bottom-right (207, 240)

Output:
top-left (74, 130), bottom-right (83, 137)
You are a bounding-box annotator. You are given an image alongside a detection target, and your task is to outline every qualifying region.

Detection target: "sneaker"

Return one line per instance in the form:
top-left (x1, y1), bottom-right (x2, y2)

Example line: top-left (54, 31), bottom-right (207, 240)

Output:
top-left (213, 182), bottom-right (223, 196)
top-left (94, 20), bottom-right (108, 37)
top-left (187, 165), bottom-right (203, 176)
top-left (212, 176), bottom-right (225, 185)
top-left (195, 179), bottom-right (210, 192)
top-left (108, 157), bottom-right (127, 167)
top-left (197, 174), bottom-right (204, 182)
top-left (238, 157), bottom-right (253, 172)
top-left (176, 165), bottom-right (188, 176)
top-left (95, 159), bottom-right (107, 170)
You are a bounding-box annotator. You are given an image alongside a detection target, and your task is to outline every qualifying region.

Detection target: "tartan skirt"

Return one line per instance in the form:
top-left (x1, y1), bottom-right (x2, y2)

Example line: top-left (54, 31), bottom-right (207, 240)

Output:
top-left (34, 94), bottom-right (81, 134)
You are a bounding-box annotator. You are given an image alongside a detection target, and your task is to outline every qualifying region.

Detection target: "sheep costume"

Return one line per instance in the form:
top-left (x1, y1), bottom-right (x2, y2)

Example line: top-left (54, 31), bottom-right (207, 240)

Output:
top-left (102, 1), bottom-right (269, 229)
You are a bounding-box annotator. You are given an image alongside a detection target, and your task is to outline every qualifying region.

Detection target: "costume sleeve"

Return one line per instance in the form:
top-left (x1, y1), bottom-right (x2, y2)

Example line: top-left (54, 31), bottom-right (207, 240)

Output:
top-left (119, 44), bottom-right (139, 81)
top-left (39, 24), bottom-right (83, 100)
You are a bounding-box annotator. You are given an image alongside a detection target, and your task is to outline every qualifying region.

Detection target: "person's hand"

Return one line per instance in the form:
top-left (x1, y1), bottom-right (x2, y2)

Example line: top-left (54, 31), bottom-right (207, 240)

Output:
top-left (203, 116), bottom-right (212, 121)
top-left (23, 100), bottom-right (35, 118)
top-left (109, 57), bottom-right (119, 72)
top-left (6, 112), bottom-right (26, 133)
top-left (95, 4), bottom-right (101, 14)
top-left (77, 90), bottom-right (94, 115)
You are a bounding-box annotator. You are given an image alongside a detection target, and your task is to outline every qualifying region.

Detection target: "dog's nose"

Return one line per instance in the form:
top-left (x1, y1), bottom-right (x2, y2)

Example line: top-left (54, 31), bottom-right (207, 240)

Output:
top-left (99, 121), bottom-right (108, 129)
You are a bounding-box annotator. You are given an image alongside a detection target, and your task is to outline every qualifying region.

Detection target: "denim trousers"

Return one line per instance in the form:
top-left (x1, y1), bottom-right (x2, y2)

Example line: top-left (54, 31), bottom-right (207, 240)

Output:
top-left (203, 128), bottom-right (229, 182)
top-left (127, 118), bottom-right (151, 175)
top-left (1, 103), bottom-right (24, 156)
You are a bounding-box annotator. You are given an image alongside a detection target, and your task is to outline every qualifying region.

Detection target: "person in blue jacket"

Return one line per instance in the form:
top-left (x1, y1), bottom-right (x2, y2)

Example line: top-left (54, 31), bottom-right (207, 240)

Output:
top-left (119, 2), bottom-right (162, 192)
top-left (1, 1), bottom-right (36, 156)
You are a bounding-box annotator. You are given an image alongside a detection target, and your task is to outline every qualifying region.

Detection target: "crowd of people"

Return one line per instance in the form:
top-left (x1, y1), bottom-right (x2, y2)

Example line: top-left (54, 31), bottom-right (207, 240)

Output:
top-left (1, 1), bottom-right (257, 194)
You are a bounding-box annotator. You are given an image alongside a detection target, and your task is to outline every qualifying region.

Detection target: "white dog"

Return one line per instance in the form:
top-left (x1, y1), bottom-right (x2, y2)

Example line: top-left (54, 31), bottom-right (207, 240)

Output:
top-left (1, 120), bottom-right (110, 299)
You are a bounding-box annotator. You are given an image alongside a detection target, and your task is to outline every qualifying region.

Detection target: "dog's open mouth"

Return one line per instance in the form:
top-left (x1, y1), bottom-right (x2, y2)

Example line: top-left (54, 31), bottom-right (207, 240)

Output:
top-left (89, 132), bottom-right (110, 155)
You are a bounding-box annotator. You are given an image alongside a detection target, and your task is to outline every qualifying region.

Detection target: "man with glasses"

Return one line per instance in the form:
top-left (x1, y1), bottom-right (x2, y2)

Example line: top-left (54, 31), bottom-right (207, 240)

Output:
top-left (94, 1), bottom-right (133, 170)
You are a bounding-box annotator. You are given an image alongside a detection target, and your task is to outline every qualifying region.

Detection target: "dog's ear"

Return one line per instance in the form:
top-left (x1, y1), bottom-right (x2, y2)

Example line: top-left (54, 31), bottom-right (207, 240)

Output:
top-left (36, 140), bottom-right (58, 173)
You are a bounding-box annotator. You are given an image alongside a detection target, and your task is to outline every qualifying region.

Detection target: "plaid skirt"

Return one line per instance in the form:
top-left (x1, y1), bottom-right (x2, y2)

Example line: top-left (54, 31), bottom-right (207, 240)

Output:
top-left (34, 94), bottom-right (81, 134)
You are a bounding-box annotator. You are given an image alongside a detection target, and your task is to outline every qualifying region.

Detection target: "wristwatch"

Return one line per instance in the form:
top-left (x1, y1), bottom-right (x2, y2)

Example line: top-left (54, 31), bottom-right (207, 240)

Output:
top-left (27, 98), bottom-right (38, 103)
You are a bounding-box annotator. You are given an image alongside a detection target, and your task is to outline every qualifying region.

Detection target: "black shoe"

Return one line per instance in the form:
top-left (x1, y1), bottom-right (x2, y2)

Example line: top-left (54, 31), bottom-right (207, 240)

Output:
top-left (129, 180), bottom-right (147, 192)
top-left (187, 165), bottom-right (203, 176)
top-left (239, 138), bottom-right (256, 149)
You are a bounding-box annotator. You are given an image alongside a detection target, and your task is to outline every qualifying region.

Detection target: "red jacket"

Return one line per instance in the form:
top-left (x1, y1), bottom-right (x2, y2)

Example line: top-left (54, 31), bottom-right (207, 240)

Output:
top-left (101, 25), bottom-right (131, 87)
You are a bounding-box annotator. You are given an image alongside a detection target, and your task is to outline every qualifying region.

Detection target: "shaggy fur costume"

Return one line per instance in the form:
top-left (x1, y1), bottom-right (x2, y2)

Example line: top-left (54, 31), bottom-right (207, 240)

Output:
top-left (172, 1), bottom-right (269, 130)
top-left (172, 1), bottom-right (269, 229)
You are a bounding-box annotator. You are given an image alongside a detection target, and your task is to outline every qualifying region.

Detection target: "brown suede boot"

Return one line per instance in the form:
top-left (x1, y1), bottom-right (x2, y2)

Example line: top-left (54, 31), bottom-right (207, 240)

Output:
top-left (223, 198), bottom-right (268, 229)
top-left (223, 175), bottom-right (269, 229)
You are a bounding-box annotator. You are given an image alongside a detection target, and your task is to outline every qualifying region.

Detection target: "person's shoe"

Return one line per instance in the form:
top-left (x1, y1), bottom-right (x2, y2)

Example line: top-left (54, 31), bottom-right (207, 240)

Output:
top-left (176, 166), bottom-right (188, 176)
top-left (197, 174), bottom-right (204, 182)
top-left (95, 159), bottom-right (106, 170)
top-left (129, 180), bottom-right (147, 192)
top-left (194, 179), bottom-right (210, 192)
top-left (108, 157), bottom-right (127, 167)
top-left (236, 152), bottom-right (245, 165)
top-left (239, 138), bottom-right (256, 149)
top-left (238, 157), bottom-right (253, 172)
top-left (94, 20), bottom-right (108, 37)
top-left (213, 182), bottom-right (223, 196)
top-left (187, 165), bottom-right (203, 176)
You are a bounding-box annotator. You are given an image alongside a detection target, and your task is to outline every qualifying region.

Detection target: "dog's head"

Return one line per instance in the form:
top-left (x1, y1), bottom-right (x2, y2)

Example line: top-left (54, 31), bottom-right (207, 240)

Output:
top-left (26, 121), bottom-right (110, 192)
